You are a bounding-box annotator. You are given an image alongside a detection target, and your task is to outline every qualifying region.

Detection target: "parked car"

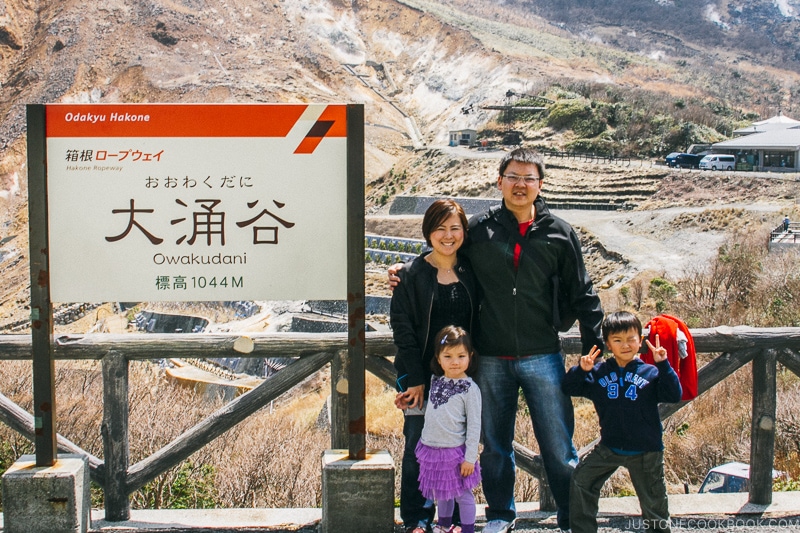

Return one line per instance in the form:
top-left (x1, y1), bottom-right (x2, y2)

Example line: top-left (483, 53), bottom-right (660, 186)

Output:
top-left (698, 462), bottom-right (784, 493)
top-left (665, 152), bottom-right (681, 167)
top-left (699, 154), bottom-right (736, 171)
top-left (675, 153), bottom-right (703, 168)
top-left (666, 153), bottom-right (702, 168)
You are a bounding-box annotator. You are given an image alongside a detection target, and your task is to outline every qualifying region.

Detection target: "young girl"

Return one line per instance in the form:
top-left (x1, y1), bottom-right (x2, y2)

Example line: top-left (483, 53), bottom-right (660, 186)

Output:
top-left (416, 326), bottom-right (482, 533)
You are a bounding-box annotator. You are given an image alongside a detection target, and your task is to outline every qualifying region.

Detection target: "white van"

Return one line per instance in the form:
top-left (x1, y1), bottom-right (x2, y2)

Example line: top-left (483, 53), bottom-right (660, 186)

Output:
top-left (698, 462), bottom-right (784, 493)
top-left (699, 154), bottom-right (736, 170)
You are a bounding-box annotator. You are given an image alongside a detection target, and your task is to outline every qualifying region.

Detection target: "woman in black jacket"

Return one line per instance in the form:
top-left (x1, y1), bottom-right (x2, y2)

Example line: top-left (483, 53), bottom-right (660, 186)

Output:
top-left (391, 199), bottom-right (478, 533)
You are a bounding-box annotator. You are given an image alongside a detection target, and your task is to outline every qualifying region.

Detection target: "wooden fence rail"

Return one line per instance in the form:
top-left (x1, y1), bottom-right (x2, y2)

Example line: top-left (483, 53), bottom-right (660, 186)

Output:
top-left (769, 221), bottom-right (800, 247)
top-left (1, 326), bottom-right (800, 519)
top-left (543, 149), bottom-right (637, 166)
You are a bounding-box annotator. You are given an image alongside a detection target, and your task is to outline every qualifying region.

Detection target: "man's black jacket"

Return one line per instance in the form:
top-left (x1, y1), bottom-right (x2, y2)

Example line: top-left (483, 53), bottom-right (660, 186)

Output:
top-left (465, 196), bottom-right (604, 357)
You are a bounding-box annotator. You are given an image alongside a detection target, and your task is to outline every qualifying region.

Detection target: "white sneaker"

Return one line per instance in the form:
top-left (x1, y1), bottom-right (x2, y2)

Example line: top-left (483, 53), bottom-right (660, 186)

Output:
top-left (483, 520), bottom-right (514, 533)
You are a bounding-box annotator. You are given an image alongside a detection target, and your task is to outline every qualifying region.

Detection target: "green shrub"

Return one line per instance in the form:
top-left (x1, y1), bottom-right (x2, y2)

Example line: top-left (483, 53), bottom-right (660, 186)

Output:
top-left (547, 100), bottom-right (592, 130)
top-left (134, 461), bottom-right (218, 509)
top-left (650, 277), bottom-right (677, 313)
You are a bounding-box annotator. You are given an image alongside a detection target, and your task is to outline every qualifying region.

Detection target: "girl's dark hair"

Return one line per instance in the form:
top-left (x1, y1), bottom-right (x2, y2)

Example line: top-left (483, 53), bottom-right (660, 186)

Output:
top-left (421, 199), bottom-right (469, 247)
top-left (602, 311), bottom-right (642, 341)
top-left (430, 325), bottom-right (478, 376)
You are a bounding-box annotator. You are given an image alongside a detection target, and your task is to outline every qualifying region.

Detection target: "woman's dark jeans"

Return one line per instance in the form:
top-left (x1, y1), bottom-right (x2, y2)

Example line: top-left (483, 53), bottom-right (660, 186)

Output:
top-left (401, 413), bottom-right (434, 528)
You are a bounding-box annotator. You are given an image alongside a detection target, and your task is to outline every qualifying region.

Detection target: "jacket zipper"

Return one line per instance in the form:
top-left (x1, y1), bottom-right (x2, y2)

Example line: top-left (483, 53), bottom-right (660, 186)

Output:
top-left (461, 267), bottom-right (475, 333)
top-left (512, 220), bottom-right (535, 357)
top-left (512, 240), bottom-right (520, 357)
top-left (423, 285), bottom-right (434, 360)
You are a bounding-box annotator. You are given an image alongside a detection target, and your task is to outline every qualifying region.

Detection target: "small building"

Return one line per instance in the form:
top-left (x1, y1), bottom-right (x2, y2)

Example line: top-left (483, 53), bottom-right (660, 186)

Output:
top-left (449, 129), bottom-right (477, 147)
top-left (711, 126), bottom-right (800, 171)
top-left (711, 113), bottom-right (800, 171)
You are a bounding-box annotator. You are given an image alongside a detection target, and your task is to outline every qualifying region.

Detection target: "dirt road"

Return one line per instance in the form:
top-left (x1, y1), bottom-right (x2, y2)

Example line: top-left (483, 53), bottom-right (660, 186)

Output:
top-left (556, 203), bottom-right (785, 283)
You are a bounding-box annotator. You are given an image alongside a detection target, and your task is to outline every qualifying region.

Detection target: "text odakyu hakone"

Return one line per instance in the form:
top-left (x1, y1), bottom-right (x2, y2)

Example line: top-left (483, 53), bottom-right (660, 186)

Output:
top-left (65, 148), bottom-right (163, 163)
top-left (63, 111), bottom-right (150, 123)
top-left (155, 275), bottom-right (244, 291)
top-left (105, 198), bottom-right (295, 246)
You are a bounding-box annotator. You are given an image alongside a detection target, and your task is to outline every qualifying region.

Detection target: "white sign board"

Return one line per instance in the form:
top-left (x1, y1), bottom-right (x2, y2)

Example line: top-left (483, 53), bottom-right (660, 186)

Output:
top-left (45, 103), bottom-right (349, 302)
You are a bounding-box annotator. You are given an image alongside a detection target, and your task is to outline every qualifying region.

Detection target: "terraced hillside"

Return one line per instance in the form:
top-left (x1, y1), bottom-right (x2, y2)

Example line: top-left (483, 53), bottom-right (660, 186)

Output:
top-left (522, 161), bottom-right (666, 210)
top-left (369, 149), bottom-right (670, 214)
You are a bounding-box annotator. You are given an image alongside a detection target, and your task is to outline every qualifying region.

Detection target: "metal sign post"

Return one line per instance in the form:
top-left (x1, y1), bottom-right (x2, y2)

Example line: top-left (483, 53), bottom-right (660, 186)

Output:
top-left (26, 104), bottom-right (57, 466)
top-left (346, 104), bottom-right (365, 460)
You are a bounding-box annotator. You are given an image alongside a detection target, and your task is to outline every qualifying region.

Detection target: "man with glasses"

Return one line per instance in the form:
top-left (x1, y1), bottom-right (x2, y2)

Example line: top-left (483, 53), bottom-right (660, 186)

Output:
top-left (392, 147), bottom-right (603, 532)
top-left (467, 147), bottom-right (603, 533)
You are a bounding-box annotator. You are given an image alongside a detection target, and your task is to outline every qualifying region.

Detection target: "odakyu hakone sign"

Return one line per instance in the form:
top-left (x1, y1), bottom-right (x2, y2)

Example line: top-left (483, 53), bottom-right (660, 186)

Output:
top-left (44, 103), bottom-right (349, 301)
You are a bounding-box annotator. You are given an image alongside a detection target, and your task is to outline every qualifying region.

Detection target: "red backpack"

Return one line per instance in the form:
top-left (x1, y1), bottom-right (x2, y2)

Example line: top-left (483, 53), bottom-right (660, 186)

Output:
top-left (642, 314), bottom-right (698, 401)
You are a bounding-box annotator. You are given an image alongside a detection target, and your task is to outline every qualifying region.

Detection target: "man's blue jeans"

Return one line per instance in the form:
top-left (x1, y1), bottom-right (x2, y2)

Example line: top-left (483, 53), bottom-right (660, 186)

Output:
top-left (476, 353), bottom-right (578, 528)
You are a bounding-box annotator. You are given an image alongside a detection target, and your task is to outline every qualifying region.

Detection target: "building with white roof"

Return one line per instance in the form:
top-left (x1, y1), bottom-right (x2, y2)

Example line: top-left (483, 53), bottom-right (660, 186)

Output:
top-left (712, 112), bottom-right (800, 171)
top-left (733, 111), bottom-right (800, 136)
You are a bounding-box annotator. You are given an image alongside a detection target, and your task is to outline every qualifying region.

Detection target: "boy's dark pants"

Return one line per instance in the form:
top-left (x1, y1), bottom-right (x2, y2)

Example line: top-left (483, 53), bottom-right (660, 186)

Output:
top-left (570, 444), bottom-right (671, 533)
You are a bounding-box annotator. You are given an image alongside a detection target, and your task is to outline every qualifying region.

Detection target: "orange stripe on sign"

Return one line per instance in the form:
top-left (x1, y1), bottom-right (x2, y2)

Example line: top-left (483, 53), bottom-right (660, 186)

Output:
top-left (294, 105), bottom-right (347, 154)
top-left (45, 104), bottom-right (309, 137)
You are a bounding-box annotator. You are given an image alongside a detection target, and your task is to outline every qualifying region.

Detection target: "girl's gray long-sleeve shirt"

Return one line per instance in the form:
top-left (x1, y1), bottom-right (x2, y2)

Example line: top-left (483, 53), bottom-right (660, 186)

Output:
top-left (420, 375), bottom-right (482, 464)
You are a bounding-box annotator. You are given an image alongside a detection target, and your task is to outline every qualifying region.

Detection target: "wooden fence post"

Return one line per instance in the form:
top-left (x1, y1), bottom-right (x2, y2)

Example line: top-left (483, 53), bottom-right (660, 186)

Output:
top-left (512, 442), bottom-right (555, 511)
top-left (749, 348), bottom-right (777, 505)
top-left (101, 351), bottom-right (130, 521)
top-left (331, 349), bottom-right (349, 450)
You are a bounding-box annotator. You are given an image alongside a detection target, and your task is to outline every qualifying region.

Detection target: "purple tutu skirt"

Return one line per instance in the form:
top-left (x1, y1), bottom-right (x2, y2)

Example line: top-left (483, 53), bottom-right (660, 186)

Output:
top-left (415, 441), bottom-right (481, 501)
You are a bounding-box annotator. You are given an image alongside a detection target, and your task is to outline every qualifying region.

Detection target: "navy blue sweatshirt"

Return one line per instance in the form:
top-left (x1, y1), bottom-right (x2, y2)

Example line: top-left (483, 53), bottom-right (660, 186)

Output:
top-left (562, 357), bottom-right (682, 452)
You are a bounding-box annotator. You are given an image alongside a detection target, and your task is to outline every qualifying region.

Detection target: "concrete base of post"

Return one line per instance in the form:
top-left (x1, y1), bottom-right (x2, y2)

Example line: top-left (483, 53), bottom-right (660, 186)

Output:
top-left (1, 454), bottom-right (90, 533)
top-left (321, 449), bottom-right (395, 533)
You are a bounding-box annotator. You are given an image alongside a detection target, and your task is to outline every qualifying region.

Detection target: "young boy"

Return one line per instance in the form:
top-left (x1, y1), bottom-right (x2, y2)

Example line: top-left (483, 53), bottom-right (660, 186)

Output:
top-left (562, 311), bottom-right (682, 533)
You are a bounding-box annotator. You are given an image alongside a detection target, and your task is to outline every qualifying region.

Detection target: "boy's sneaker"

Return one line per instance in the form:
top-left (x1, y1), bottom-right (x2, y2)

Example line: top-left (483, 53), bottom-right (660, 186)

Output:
top-left (482, 519), bottom-right (514, 533)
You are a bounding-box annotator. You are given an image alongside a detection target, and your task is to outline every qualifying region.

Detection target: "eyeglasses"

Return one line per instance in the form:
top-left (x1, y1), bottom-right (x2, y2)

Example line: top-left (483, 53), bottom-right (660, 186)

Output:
top-left (503, 174), bottom-right (540, 185)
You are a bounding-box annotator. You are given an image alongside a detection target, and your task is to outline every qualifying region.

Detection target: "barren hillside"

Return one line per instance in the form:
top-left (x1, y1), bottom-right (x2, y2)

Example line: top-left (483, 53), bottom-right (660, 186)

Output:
top-left (2, 0), bottom-right (800, 331)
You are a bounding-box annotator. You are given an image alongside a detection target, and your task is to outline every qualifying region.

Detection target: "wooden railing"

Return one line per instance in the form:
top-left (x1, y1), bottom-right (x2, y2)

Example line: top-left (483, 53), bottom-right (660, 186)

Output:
top-left (543, 149), bottom-right (639, 167)
top-left (769, 222), bottom-right (800, 248)
top-left (1, 326), bottom-right (800, 520)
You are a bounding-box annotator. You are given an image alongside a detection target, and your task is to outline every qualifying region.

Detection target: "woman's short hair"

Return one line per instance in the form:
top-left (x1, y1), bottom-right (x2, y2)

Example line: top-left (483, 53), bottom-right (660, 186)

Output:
top-left (421, 199), bottom-right (469, 247)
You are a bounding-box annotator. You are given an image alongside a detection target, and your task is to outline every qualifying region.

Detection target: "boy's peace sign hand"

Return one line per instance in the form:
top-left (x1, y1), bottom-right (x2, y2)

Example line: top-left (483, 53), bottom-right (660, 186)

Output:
top-left (579, 345), bottom-right (602, 372)
top-left (645, 334), bottom-right (668, 363)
